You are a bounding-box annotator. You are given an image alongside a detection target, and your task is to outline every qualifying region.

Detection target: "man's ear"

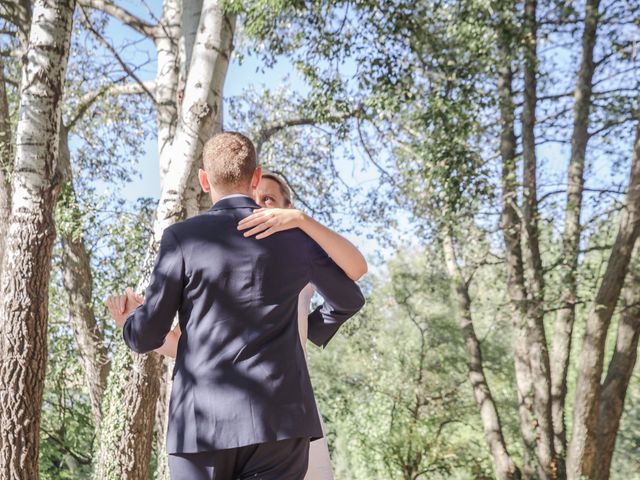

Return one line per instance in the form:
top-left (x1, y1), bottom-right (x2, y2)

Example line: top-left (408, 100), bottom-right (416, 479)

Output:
top-left (199, 169), bottom-right (210, 192)
top-left (251, 167), bottom-right (262, 190)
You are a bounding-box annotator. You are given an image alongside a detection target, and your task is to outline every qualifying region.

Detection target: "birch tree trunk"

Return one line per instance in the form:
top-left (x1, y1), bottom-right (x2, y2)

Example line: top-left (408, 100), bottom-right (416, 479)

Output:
top-left (155, 0), bottom-right (181, 183)
top-left (0, 1), bottom-right (75, 478)
top-left (154, 3), bottom-right (208, 476)
top-left (93, 3), bottom-right (235, 478)
top-left (567, 121), bottom-right (640, 479)
top-left (593, 259), bottom-right (640, 480)
top-left (153, 0), bottom-right (234, 238)
top-left (549, 0), bottom-right (600, 457)
top-left (182, 0), bottom-right (203, 73)
top-left (443, 233), bottom-right (522, 480)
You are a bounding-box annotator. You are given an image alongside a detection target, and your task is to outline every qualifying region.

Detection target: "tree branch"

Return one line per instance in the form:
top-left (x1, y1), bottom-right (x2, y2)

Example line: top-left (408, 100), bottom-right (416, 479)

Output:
top-left (78, 0), bottom-right (158, 38)
top-left (66, 80), bottom-right (156, 130)
top-left (255, 106), bottom-right (361, 157)
top-left (78, 6), bottom-right (157, 106)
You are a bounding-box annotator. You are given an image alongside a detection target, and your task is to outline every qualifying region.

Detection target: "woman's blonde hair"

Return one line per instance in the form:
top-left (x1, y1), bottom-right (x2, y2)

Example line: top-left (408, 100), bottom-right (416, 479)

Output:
top-left (261, 170), bottom-right (292, 206)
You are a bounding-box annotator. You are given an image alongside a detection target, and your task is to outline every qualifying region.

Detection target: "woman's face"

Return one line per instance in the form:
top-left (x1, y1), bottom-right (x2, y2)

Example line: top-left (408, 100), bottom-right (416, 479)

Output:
top-left (254, 178), bottom-right (290, 209)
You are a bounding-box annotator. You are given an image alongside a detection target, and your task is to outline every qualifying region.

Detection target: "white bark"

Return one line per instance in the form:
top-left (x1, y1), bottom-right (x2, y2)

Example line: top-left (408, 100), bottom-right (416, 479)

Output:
top-left (155, 0), bottom-right (181, 183)
top-left (0, 1), bottom-right (75, 478)
top-left (154, 0), bottom-right (235, 239)
top-left (182, 0), bottom-right (203, 72)
top-left (93, 3), bottom-right (235, 478)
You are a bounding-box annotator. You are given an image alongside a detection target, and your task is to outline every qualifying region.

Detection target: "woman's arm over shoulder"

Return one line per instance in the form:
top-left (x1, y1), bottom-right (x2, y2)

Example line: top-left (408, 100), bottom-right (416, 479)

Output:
top-left (238, 208), bottom-right (368, 281)
top-left (297, 213), bottom-right (368, 281)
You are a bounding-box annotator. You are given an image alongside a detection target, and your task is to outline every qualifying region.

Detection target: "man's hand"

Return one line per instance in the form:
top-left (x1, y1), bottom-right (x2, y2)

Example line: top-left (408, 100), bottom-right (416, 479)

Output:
top-left (105, 287), bottom-right (144, 328)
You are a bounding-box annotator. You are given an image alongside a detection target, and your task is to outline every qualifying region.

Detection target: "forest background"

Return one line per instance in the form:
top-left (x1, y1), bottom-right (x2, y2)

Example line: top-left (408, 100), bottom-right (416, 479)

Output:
top-left (0, 0), bottom-right (639, 479)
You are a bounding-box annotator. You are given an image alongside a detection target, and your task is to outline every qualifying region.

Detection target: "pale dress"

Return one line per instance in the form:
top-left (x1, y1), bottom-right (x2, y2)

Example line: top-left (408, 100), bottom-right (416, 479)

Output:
top-left (297, 284), bottom-right (335, 480)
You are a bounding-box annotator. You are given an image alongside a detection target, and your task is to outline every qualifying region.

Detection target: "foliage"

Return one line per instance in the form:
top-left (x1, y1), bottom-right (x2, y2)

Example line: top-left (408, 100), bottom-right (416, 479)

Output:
top-left (308, 249), bottom-right (513, 479)
top-left (1, 0), bottom-right (639, 478)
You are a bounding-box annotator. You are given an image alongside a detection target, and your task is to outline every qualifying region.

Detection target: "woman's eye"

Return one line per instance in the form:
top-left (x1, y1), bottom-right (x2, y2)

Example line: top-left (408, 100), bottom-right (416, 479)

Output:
top-left (263, 196), bottom-right (274, 204)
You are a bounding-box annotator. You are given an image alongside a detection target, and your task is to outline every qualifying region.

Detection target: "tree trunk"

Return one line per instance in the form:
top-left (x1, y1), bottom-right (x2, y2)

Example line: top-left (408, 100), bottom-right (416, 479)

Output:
top-left (0, 1), bottom-right (75, 478)
top-left (497, 42), bottom-right (537, 479)
top-left (153, 359), bottom-right (174, 480)
top-left (155, 0), bottom-right (181, 183)
top-left (57, 125), bottom-right (110, 425)
top-left (93, 346), bottom-right (164, 480)
top-left (566, 122), bottom-right (640, 479)
top-left (153, 0), bottom-right (235, 239)
top-left (443, 233), bottom-right (522, 480)
top-left (0, 58), bottom-right (12, 282)
top-left (93, 3), bottom-right (235, 478)
top-left (182, 0), bottom-right (203, 72)
top-left (154, 2), bottom-right (215, 474)
top-left (59, 209), bottom-right (110, 423)
top-left (519, 1), bottom-right (558, 477)
top-left (593, 259), bottom-right (640, 480)
top-left (549, 0), bottom-right (600, 458)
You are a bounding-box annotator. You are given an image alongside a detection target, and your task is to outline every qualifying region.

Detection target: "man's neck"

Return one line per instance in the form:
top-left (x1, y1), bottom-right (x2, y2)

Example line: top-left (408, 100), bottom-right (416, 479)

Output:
top-left (209, 188), bottom-right (253, 204)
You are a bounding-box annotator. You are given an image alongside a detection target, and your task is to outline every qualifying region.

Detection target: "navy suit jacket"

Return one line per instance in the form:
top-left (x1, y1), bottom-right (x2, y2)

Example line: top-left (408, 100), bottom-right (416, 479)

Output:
top-left (123, 196), bottom-right (365, 453)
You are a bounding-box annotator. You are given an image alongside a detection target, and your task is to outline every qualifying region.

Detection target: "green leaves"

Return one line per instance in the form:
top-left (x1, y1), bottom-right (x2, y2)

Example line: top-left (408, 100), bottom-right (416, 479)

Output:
top-left (308, 247), bottom-right (501, 478)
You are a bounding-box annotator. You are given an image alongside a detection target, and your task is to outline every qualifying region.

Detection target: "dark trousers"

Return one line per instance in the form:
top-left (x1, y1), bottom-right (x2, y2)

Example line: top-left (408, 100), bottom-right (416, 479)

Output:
top-left (168, 437), bottom-right (310, 480)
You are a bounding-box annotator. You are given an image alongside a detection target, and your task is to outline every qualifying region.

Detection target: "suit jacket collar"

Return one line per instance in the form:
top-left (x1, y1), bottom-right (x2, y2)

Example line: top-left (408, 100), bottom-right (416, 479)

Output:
top-left (209, 195), bottom-right (260, 212)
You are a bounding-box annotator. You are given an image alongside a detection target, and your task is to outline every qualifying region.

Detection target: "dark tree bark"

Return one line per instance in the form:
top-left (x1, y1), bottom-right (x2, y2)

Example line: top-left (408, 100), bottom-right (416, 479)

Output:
top-left (56, 125), bottom-right (110, 425)
top-left (567, 122), bottom-right (640, 479)
top-left (0, 1), bottom-right (75, 478)
top-left (443, 232), bottom-right (522, 480)
top-left (593, 259), bottom-right (640, 480)
top-left (519, 1), bottom-right (557, 476)
top-left (549, 0), bottom-right (601, 458)
top-left (497, 38), bottom-right (537, 479)
top-left (153, 359), bottom-right (174, 480)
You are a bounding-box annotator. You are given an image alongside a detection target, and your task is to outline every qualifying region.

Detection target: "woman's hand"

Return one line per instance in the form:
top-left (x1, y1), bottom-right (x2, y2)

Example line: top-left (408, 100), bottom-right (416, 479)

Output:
top-left (238, 208), bottom-right (306, 239)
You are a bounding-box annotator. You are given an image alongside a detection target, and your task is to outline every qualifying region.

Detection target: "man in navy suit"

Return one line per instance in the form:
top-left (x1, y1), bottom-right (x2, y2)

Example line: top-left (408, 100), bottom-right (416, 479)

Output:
top-left (111, 132), bottom-right (365, 479)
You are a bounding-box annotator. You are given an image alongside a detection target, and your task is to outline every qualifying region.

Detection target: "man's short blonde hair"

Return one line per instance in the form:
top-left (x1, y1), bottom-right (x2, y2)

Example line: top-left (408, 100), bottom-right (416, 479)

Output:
top-left (202, 132), bottom-right (257, 189)
top-left (261, 170), bottom-right (292, 206)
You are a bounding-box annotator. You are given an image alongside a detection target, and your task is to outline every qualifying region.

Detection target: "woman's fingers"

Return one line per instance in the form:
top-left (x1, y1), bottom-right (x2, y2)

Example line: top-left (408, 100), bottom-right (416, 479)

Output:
top-left (255, 227), bottom-right (279, 239)
top-left (237, 215), bottom-right (269, 231)
top-left (238, 210), bottom-right (268, 229)
top-left (242, 219), bottom-right (274, 237)
top-left (237, 214), bottom-right (268, 231)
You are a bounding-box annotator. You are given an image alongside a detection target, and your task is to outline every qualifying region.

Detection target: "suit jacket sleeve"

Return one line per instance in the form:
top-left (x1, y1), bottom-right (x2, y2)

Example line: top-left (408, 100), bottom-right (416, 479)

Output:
top-left (306, 239), bottom-right (365, 348)
top-left (123, 228), bottom-right (185, 354)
